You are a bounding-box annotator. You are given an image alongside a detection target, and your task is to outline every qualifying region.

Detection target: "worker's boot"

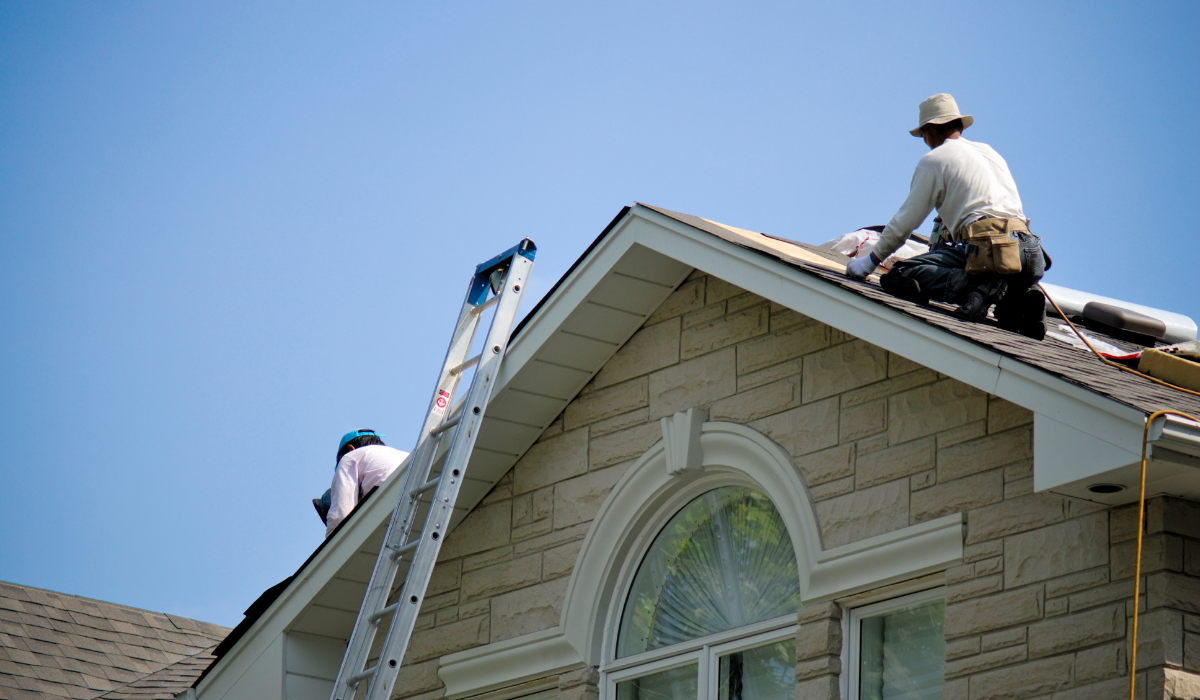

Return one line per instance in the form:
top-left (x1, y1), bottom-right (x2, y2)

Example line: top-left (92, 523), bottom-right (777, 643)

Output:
top-left (879, 270), bottom-right (930, 305)
top-left (957, 277), bottom-right (1007, 323)
top-left (995, 287), bottom-right (1047, 340)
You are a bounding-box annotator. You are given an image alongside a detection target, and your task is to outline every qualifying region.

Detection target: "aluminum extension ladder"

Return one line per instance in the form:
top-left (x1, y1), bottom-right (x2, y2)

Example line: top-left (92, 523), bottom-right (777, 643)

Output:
top-left (329, 239), bottom-right (536, 700)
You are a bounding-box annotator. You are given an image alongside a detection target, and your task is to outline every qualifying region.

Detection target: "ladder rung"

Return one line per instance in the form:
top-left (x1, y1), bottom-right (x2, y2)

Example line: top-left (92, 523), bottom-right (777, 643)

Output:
top-left (411, 476), bottom-right (441, 497)
top-left (469, 295), bottom-right (500, 316)
top-left (449, 354), bottom-right (481, 376)
top-left (389, 540), bottom-right (419, 560)
top-left (348, 666), bottom-right (377, 686)
top-left (369, 602), bottom-right (399, 624)
top-left (430, 415), bottom-right (461, 437)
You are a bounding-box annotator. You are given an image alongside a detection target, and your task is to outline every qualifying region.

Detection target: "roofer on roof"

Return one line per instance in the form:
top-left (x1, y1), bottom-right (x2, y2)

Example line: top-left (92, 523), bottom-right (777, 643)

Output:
top-left (316, 429), bottom-right (409, 538)
top-left (845, 93), bottom-right (1049, 339)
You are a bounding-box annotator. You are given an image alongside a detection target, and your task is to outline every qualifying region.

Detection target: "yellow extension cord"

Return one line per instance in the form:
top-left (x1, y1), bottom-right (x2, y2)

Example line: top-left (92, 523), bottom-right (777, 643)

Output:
top-left (1037, 285), bottom-right (1200, 699)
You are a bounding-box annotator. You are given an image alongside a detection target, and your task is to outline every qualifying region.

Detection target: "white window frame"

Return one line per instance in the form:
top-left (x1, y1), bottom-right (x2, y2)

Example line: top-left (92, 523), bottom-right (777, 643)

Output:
top-left (842, 586), bottom-right (946, 700)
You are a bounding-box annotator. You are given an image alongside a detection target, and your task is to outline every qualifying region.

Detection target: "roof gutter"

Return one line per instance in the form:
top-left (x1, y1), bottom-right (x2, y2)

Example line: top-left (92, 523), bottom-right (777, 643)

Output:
top-left (1149, 413), bottom-right (1200, 462)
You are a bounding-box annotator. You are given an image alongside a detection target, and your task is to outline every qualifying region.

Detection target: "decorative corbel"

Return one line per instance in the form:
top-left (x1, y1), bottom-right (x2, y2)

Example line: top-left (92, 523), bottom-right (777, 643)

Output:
top-left (660, 407), bottom-right (708, 476)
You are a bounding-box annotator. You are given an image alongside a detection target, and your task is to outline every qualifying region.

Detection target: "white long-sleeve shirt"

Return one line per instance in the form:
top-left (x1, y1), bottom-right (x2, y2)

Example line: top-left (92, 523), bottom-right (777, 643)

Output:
top-left (873, 137), bottom-right (1025, 261)
top-left (326, 444), bottom-right (409, 538)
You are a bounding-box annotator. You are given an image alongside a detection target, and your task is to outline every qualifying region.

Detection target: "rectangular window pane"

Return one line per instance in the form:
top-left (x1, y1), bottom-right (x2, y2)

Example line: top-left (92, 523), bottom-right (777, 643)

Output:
top-left (718, 639), bottom-right (795, 700)
top-left (859, 600), bottom-right (944, 700)
top-left (616, 663), bottom-right (698, 700)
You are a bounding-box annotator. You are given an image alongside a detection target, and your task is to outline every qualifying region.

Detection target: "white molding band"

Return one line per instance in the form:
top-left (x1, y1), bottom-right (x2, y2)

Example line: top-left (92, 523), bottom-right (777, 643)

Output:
top-left (439, 627), bottom-right (581, 700)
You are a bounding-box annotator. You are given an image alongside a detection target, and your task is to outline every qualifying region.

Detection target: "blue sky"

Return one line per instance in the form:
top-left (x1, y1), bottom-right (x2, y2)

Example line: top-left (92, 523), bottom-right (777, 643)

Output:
top-left (1, 2), bottom-right (1196, 627)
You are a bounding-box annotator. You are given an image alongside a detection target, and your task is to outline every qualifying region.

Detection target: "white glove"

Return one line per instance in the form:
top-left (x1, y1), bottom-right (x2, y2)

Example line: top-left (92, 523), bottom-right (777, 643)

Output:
top-left (845, 254), bottom-right (878, 280)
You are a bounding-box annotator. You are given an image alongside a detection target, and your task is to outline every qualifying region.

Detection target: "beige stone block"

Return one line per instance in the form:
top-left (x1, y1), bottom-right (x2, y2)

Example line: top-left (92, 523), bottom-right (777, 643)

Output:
top-left (946, 636), bottom-right (981, 661)
top-left (980, 626), bottom-right (1026, 652)
top-left (512, 517), bottom-right (554, 542)
top-left (460, 554), bottom-right (542, 602)
top-left (1112, 534), bottom-right (1184, 579)
top-left (1187, 615), bottom-right (1200, 634)
top-left (1110, 503), bottom-right (1139, 543)
top-left (645, 277), bottom-right (705, 326)
top-left (840, 399), bottom-right (886, 442)
top-left (395, 658), bottom-right (443, 695)
top-left (512, 522), bottom-right (590, 557)
top-left (945, 643), bottom-right (1027, 678)
top-left (947, 562), bottom-right (976, 585)
top-left (436, 607), bottom-right (459, 625)
top-left (797, 601), bottom-right (841, 623)
top-left (964, 541), bottom-right (1004, 563)
top-left (736, 321), bottom-right (829, 375)
top-left (988, 398), bottom-right (1032, 433)
top-left (840, 368), bottom-right (939, 409)
top-left (1076, 641), bottom-right (1127, 685)
top-left (1161, 668), bottom-right (1200, 700)
top-left (682, 301), bottom-right (726, 329)
top-left (856, 437), bottom-right (934, 489)
top-left (1027, 604), bottom-right (1123, 658)
top-left (440, 501), bottom-right (512, 560)
top-left (420, 590), bottom-right (460, 615)
top-left (590, 407), bottom-right (650, 438)
top-left (795, 675), bottom-right (838, 700)
top-left (459, 599), bottom-right (489, 619)
top-left (462, 545), bottom-right (514, 572)
top-left (564, 377), bottom-right (648, 429)
top-left (809, 476), bottom-right (855, 501)
top-left (911, 471), bottom-right (1003, 522)
top-left (936, 420), bottom-right (988, 450)
top-left (770, 308), bottom-right (811, 331)
top-left (938, 427), bottom-right (1033, 483)
top-left (513, 428), bottom-right (588, 495)
top-left (554, 465), bottom-right (626, 529)
top-left (512, 493), bottom-right (533, 528)
top-left (794, 655), bottom-right (840, 681)
top-left (1186, 632), bottom-right (1200, 672)
top-left (947, 575), bottom-right (1004, 604)
top-left (857, 432), bottom-right (889, 455)
top-left (945, 587), bottom-right (1043, 638)
top-left (727, 292), bottom-right (767, 313)
top-left (749, 398), bottom-right (839, 459)
top-left (966, 493), bottom-right (1072, 544)
top-left (706, 277), bottom-right (746, 305)
top-left (681, 304), bottom-right (769, 360)
top-left (888, 379), bottom-right (987, 444)
top-left (588, 423), bottom-right (660, 469)
top-left (1151, 497), bottom-right (1200, 540)
top-left (816, 479), bottom-right (909, 548)
top-left (889, 352), bottom-right (923, 376)
top-left (593, 318), bottom-right (681, 389)
top-left (1004, 479), bottom-right (1033, 500)
top-left (648, 347), bottom-right (737, 419)
top-left (490, 577), bottom-right (569, 643)
top-left (912, 469), bottom-right (936, 490)
top-left (480, 476), bottom-right (513, 505)
top-left (1003, 460), bottom-right (1033, 483)
top-left (533, 487), bottom-right (553, 520)
top-left (709, 376), bottom-right (800, 423)
top-left (976, 556), bottom-right (1004, 577)
top-left (543, 539), bottom-right (584, 580)
top-left (538, 415), bottom-right (563, 442)
top-left (1048, 677), bottom-right (1129, 700)
top-left (1045, 596), bottom-right (1068, 617)
top-left (737, 357), bottom-right (804, 392)
top-left (1004, 513), bottom-right (1109, 587)
top-left (1136, 608), bottom-right (1184, 669)
top-left (1068, 580), bottom-right (1133, 612)
top-left (1187, 541), bottom-right (1200, 578)
top-left (427, 560), bottom-right (462, 596)
top-left (968, 656), bottom-right (1072, 700)
top-left (795, 618), bottom-right (841, 659)
top-left (802, 340), bottom-right (888, 404)
top-left (408, 614), bottom-right (489, 663)
top-left (1044, 567), bottom-right (1108, 599)
top-left (942, 678), bottom-right (968, 700)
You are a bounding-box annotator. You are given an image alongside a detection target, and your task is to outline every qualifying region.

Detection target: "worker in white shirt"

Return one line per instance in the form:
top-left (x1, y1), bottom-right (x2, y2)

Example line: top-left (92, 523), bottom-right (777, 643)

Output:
top-left (317, 429), bottom-right (409, 538)
top-left (846, 94), bottom-right (1048, 339)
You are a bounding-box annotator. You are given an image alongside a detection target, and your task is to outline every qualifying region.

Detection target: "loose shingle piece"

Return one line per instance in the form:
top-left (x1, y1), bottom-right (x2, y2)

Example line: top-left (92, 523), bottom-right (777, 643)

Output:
top-left (0, 580), bottom-right (229, 700)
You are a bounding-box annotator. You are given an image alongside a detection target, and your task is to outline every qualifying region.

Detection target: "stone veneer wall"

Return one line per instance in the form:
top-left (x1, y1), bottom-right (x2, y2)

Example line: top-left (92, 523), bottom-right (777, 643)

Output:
top-left (392, 270), bottom-right (1200, 700)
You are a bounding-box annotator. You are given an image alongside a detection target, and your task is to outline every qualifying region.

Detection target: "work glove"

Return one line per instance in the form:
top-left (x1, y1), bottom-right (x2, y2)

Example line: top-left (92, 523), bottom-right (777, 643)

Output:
top-left (845, 254), bottom-right (878, 280)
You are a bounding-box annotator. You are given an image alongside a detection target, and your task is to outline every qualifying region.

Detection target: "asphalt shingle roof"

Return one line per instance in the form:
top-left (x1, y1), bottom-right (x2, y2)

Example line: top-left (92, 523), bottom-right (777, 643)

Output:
top-left (0, 580), bottom-right (228, 700)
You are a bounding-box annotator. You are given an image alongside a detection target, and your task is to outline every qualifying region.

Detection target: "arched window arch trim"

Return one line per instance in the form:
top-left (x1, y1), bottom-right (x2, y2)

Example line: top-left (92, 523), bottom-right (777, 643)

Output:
top-left (560, 420), bottom-right (963, 666)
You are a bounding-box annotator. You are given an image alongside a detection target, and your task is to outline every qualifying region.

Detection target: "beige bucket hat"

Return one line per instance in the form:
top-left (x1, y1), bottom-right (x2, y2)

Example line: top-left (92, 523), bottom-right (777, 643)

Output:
top-left (909, 93), bottom-right (974, 136)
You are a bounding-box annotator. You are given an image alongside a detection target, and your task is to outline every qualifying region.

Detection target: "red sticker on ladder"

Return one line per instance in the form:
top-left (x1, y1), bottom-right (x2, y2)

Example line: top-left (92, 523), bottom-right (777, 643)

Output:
top-left (432, 390), bottom-right (451, 416)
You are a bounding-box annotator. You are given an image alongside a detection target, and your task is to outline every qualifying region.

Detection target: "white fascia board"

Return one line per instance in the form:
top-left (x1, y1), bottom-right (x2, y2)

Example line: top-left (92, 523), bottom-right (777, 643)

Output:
top-left (197, 460), bottom-right (424, 697)
top-left (1150, 414), bottom-right (1200, 459)
top-left (627, 206), bottom-right (1149, 455)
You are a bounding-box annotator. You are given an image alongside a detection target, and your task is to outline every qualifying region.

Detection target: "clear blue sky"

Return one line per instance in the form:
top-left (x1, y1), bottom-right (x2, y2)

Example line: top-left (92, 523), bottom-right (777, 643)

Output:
top-left (2, 2), bottom-right (1197, 627)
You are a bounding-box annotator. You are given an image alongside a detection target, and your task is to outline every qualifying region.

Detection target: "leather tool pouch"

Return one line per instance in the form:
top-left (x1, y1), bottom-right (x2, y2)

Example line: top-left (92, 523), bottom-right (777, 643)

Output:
top-left (965, 218), bottom-right (1026, 275)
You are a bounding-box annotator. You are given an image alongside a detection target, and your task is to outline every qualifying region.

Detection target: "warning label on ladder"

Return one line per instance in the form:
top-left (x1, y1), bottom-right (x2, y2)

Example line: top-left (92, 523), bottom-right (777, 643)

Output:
top-left (432, 390), bottom-right (451, 417)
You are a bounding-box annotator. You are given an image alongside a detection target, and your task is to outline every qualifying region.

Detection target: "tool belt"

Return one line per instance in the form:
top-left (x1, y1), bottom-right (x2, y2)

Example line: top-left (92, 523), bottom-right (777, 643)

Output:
top-left (963, 217), bottom-right (1028, 275)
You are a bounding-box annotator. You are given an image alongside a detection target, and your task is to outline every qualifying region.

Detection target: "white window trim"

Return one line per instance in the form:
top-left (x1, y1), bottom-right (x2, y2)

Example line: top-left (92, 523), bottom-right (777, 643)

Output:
top-left (842, 586), bottom-right (946, 700)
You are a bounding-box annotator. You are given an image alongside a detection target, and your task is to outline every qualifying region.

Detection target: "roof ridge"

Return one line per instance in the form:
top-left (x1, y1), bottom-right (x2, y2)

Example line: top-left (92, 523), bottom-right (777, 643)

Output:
top-left (91, 642), bottom-right (221, 699)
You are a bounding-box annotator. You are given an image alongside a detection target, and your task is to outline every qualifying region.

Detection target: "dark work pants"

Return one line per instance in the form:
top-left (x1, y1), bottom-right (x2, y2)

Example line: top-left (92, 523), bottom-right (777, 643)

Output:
top-left (884, 231), bottom-right (1046, 305)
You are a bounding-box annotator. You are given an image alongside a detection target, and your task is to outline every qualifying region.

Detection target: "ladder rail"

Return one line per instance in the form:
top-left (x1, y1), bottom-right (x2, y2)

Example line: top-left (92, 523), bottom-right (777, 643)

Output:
top-left (363, 250), bottom-right (533, 700)
top-left (328, 240), bottom-right (535, 700)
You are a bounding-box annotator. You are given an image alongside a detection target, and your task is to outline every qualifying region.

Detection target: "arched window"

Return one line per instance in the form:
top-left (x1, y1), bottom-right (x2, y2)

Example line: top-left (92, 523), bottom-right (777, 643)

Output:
top-left (607, 487), bottom-right (800, 700)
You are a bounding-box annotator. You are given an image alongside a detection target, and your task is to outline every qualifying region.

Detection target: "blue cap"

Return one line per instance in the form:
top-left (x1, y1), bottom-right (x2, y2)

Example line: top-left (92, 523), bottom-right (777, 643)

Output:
top-left (338, 429), bottom-right (386, 452)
